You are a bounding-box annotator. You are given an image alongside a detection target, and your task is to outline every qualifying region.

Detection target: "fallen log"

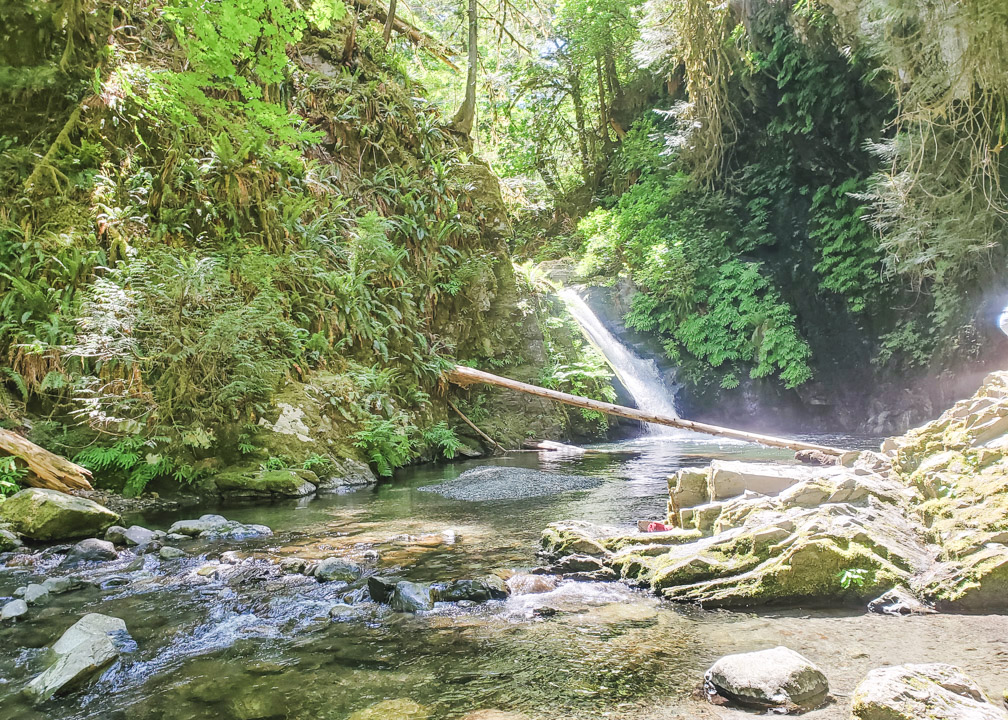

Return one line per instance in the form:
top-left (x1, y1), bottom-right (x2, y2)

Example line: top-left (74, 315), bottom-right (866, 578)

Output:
top-left (348, 0), bottom-right (460, 70)
top-left (446, 365), bottom-right (851, 457)
top-left (0, 428), bottom-right (93, 492)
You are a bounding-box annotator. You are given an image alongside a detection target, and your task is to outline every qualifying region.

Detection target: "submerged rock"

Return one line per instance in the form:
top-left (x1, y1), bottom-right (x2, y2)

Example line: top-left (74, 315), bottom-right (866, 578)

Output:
top-left (420, 466), bottom-right (604, 501)
top-left (159, 546), bottom-right (186, 559)
top-left (313, 557), bottom-right (362, 583)
top-left (64, 537), bottom-right (118, 564)
top-left (389, 581), bottom-right (433, 612)
top-left (431, 577), bottom-right (508, 603)
top-left (41, 576), bottom-right (84, 594)
top-left (704, 646), bottom-right (829, 710)
top-left (851, 664), bottom-right (1008, 720)
top-left (367, 575), bottom-right (400, 603)
top-left (1, 598), bottom-right (28, 620)
top-left (0, 488), bottom-right (120, 541)
top-left (506, 573), bottom-right (557, 595)
top-left (167, 514), bottom-right (271, 541)
top-left (347, 698), bottom-right (430, 720)
top-left (26, 613), bottom-right (132, 702)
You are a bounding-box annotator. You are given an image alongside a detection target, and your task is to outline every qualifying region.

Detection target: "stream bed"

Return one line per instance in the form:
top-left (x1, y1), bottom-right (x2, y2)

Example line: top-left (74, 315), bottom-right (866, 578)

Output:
top-left (1, 435), bottom-right (1006, 719)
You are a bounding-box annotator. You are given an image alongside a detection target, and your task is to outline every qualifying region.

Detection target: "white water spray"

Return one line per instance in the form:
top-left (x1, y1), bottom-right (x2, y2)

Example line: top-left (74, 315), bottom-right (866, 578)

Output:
top-left (559, 288), bottom-right (685, 436)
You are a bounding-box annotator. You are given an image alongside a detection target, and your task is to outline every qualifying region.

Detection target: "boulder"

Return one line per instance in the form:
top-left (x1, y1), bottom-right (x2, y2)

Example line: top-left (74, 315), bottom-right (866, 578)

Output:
top-left (704, 646), bottom-right (829, 710)
top-left (389, 581), bottom-right (433, 612)
top-left (105, 524), bottom-right (157, 546)
top-left (23, 582), bottom-right (49, 605)
top-left (26, 613), bottom-right (132, 702)
top-left (64, 538), bottom-right (118, 563)
top-left (314, 457), bottom-right (377, 491)
top-left (347, 698), bottom-right (429, 720)
top-left (167, 514), bottom-right (271, 540)
top-left (167, 514), bottom-right (230, 537)
top-left (851, 664), bottom-right (1008, 720)
top-left (0, 488), bottom-right (120, 541)
top-left (159, 546), bottom-right (186, 559)
top-left (41, 576), bottom-right (84, 594)
top-left (1, 598), bottom-right (27, 620)
top-left (313, 557), bottom-right (362, 583)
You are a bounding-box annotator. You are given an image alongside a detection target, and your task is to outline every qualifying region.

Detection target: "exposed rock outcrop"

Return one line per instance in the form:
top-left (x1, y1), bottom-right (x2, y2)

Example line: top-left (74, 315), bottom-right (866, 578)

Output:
top-left (540, 372), bottom-right (1008, 609)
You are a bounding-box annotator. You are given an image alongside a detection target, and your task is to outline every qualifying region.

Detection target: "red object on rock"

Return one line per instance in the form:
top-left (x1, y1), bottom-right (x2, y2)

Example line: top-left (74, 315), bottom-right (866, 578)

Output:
top-left (646, 522), bottom-right (667, 532)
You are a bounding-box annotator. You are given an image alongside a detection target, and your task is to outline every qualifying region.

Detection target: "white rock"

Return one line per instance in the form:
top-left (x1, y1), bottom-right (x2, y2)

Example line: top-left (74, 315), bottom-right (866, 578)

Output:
top-left (23, 583), bottom-right (49, 605)
top-left (851, 663), bottom-right (1008, 720)
top-left (26, 613), bottom-right (131, 702)
top-left (1, 598), bottom-right (28, 620)
top-left (705, 646), bottom-right (829, 709)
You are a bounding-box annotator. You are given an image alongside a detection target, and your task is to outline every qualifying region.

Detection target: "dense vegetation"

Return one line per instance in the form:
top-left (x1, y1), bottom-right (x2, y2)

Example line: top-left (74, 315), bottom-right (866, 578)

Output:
top-left (2, 0), bottom-right (1006, 493)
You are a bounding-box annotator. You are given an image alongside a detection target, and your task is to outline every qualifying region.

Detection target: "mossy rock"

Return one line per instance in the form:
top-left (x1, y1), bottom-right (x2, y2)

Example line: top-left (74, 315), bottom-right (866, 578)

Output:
top-left (0, 488), bottom-right (120, 541)
top-left (212, 468), bottom-right (319, 497)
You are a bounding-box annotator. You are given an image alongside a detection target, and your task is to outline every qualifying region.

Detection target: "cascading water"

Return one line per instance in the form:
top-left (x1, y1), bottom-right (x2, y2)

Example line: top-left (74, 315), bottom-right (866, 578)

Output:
top-left (558, 288), bottom-right (687, 437)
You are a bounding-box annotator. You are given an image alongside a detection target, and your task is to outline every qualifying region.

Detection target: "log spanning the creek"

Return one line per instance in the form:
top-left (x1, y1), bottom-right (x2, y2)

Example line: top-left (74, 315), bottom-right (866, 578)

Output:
top-left (446, 365), bottom-right (851, 458)
top-left (0, 428), bottom-right (94, 492)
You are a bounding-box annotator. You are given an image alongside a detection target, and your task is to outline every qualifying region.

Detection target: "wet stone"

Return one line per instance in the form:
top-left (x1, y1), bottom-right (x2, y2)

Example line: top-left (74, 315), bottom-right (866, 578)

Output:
top-left (63, 537), bottom-right (118, 564)
top-left (347, 698), bottom-right (430, 720)
top-left (507, 573), bottom-right (557, 595)
top-left (389, 581), bottom-right (433, 612)
top-left (867, 587), bottom-right (936, 615)
top-left (159, 546), bottom-right (186, 559)
top-left (41, 576), bottom-right (84, 594)
top-left (1, 598), bottom-right (28, 620)
top-left (23, 582), bottom-right (49, 605)
top-left (367, 575), bottom-right (400, 603)
top-left (313, 557), bottom-right (362, 583)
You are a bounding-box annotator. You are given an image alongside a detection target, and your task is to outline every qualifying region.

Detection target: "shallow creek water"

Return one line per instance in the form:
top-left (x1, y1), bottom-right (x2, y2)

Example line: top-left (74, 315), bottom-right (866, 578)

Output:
top-left (1, 435), bottom-right (1006, 719)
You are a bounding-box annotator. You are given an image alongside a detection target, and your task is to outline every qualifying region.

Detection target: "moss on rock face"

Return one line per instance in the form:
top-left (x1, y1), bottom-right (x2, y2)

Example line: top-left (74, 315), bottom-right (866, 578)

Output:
top-left (0, 488), bottom-right (120, 541)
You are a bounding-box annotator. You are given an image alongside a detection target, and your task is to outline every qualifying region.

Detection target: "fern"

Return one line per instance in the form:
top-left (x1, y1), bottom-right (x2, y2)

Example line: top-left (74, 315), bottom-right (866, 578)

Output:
top-left (422, 422), bottom-right (463, 461)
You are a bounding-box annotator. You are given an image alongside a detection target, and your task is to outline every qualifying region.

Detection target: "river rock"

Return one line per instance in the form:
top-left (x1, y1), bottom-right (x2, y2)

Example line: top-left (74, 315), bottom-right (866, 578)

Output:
top-left (462, 712), bottom-right (530, 720)
top-left (389, 581), bottom-right (433, 612)
top-left (851, 663), bottom-right (1008, 720)
top-left (159, 546), bottom-right (186, 559)
top-left (347, 698), bottom-right (430, 720)
top-left (42, 576), bottom-right (84, 594)
top-left (704, 646), bottom-right (829, 710)
top-left (507, 573), bottom-right (557, 595)
top-left (313, 557), bottom-right (362, 583)
top-left (1, 598), bottom-right (28, 620)
top-left (64, 537), bottom-right (118, 563)
top-left (26, 613), bottom-right (132, 702)
top-left (107, 524), bottom-right (158, 546)
top-left (431, 577), bottom-right (508, 603)
top-left (200, 521), bottom-right (272, 541)
top-left (313, 457), bottom-right (377, 491)
top-left (867, 587), bottom-right (935, 615)
top-left (0, 525), bottom-right (22, 550)
top-left (367, 575), bottom-right (400, 603)
top-left (0, 488), bottom-right (120, 541)
top-left (168, 514), bottom-right (230, 536)
top-left (24, 582), bottom-right (49, 605)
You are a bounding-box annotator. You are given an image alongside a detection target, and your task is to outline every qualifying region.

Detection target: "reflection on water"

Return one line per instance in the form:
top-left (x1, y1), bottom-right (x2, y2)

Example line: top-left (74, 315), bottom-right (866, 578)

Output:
top-left (1, 435), bottom-right (1005, 720)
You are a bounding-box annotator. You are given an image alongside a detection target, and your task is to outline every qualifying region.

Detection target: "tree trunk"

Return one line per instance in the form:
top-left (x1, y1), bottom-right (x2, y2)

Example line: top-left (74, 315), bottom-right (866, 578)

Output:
top-left (0, 428), bottom-right (93, 492)
top-left (569, 69), bottom-right (592, 183)
top-left (445, 365), bottom-right (850, 457)
top-left (451, 0), bottom-right (478, 136)
top-left (382, 0), bottom-right (396, 46)
top-left (595, 54), bottom-right (612, 152)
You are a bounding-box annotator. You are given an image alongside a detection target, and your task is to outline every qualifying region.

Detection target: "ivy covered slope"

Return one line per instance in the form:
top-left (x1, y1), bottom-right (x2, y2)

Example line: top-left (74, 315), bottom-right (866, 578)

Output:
top-left (509, 0), bottom-right (1008, 434)
top-left (0, 0), bottom-right (611, 497)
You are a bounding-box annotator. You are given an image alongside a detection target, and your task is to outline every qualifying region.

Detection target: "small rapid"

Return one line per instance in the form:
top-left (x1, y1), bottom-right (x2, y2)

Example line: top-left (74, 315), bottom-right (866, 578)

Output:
top-left (558, 288), bottom-right (688, 437)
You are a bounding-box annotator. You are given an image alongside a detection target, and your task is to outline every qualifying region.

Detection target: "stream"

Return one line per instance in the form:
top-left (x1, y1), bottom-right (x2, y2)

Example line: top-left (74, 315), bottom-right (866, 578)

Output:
top-left (2, 435), bottom-right (1006, 720)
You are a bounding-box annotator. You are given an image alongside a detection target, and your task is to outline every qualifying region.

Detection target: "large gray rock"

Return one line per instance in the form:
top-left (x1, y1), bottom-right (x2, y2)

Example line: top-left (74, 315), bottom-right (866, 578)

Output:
top-left (704, 646), bottom-right (829, 710)
top-left (106, 524), bottom-right (157, 546)
top-left (168, 514), bottom-right (229, 536)
top-left (23, 582), bottom-right (49, 605)
top-left (26, 613), bottom-right (132, 702)
top-left (167, 514), bottom-right (271, 541)
top-left (42, 576), bottom-right (84, 594)
top-left (0, 489), bottom-right (120, 541)
top-left (851, 664), bottom-right (1008, 720)
top-left (64, 538), bottom-right (118, 563)
top-left (313, 557), bottom-right (362, 583)
top-left (389, 581), bottom-right (433, 612)
top-left (314, 457), bottom-right (377, 491)
top-left (1, 598), bottom-right (27, 620)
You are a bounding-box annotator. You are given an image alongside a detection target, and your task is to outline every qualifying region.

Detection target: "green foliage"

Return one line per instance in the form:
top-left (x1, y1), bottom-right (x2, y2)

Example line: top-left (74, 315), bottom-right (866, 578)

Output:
top-left (0, 456), bottom-right (24, 497)
top-left (809, 180), bottom-right (884, 314)
top-left (421, 422), bottom-right (463, 460)
top-left (353, 417), bottom-right (414, 477)
top-left (837, 567), bottom-right (870, 590)
top-left (74, 436), bottom-right (200, 497)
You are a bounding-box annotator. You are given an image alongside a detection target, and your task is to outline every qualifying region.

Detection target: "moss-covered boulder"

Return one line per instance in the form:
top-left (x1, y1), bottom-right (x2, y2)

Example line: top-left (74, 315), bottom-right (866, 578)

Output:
top-left (212, 468), bottom-right (318, 497)
top-left (0, 489), bottom-right (120, 541)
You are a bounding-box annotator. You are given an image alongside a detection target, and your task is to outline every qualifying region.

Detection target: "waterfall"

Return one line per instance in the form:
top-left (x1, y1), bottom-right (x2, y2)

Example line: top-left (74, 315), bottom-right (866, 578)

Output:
top-left (558, 288), bottom-right (685, 436)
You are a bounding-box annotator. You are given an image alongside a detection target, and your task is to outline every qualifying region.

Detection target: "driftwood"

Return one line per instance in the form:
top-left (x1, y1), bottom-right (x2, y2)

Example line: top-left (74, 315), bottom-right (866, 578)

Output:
top-left (448, 398), bottom-right (505, 454)
top-left (446, 365), bottom-right (851, 457)
top-left (0, 428), bottom-right (93, 492)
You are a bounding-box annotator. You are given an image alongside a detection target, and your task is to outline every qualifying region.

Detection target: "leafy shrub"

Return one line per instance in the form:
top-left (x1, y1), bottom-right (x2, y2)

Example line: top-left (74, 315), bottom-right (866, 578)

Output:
top-left (421, 422), bottom-right (463, 460)
top-left (353, 417), bottom-right (414, 477)
top-left (0, 456), bottom-right (24, 497)
top-left (74, 436), bottom-right (201, 497)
